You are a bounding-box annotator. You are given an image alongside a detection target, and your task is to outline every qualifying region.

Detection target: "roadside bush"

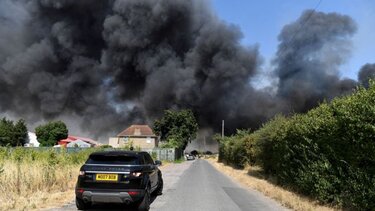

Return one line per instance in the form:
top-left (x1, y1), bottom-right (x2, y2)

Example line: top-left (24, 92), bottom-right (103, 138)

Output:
top-left (266, 83), bottom-right (375, 209)
top-left (218, 81), bottom-right (375, 210)
top-left (252, 115), bottom-right (290, 173)
top-left (217, 130), bottom-right (251, 168)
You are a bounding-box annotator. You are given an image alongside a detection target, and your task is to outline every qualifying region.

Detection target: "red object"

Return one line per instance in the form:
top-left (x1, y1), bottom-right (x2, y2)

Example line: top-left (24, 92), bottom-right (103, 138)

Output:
top-left (58, 136), bottom-right (76, 146)
top-left (128, 191), bottom-right (139, 196)
top-left (77, 189), bottom-right (84, 193)
top-left (58, 135), bottom-right (99, 147)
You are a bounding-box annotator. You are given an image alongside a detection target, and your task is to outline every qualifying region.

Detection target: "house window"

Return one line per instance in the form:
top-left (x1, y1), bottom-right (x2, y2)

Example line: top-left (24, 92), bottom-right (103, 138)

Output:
top-left (146, 137), bottom-right (152, 144)
top-left (123, 137), bottom-right (129, 143)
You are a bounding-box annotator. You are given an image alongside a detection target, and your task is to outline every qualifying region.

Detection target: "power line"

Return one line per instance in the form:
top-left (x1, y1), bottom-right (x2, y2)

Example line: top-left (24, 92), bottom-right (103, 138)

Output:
top-left (278, 0), bottom-right (323, 55)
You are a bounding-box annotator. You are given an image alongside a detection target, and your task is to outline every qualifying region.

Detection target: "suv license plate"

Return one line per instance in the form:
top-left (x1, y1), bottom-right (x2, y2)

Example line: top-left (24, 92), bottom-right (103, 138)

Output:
top-left (96, 174), bottom-right (118, 181)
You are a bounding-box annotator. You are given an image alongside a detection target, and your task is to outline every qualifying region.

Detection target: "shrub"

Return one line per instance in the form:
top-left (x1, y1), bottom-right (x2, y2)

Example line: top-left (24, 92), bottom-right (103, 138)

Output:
top-left (218, 81), bottom-right (375, 209)
top-left (217, 130), bottom-right (250, 168)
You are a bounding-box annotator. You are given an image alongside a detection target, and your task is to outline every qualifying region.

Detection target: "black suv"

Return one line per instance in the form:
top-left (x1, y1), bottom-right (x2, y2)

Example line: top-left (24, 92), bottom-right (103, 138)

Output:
top-left (75, 151), bottom-right (163, 210)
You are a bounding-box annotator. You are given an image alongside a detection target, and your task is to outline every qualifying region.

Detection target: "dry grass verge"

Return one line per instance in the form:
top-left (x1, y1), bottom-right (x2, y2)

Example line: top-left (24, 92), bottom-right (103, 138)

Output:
top-left (0, 153), bottom-right (173, 211)
top-left (0, 160), bottom-right (80, 211)
top-left (207, 158), bottom-right (339, 211)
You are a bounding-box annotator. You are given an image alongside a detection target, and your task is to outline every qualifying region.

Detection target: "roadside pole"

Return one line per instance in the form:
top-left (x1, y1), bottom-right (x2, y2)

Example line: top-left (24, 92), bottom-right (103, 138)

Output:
top-left (204, 136), bottom-right (206, 152)
top-left (221, 120), bottom-right (225, 138)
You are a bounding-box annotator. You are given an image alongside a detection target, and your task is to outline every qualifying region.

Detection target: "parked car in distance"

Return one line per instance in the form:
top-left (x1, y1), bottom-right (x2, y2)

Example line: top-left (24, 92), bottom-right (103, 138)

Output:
top-left (185, 154), bottom-right (195, 161)
top-left (75, 151), bottom-right (163, 211)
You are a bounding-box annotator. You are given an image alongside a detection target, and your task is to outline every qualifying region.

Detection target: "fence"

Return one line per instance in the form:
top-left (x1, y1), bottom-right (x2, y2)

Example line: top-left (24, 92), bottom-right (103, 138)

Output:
top-left (11, 147), bottom-right (87, 153)
top-left (16, 147), bottom-right (183, 161)
top-left (143, 148), bottom-right (183, 161)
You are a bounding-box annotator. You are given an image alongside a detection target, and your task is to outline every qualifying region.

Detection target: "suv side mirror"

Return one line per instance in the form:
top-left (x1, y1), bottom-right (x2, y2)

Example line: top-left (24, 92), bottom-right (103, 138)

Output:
top-left (154, 160), bottom-right (162, 166)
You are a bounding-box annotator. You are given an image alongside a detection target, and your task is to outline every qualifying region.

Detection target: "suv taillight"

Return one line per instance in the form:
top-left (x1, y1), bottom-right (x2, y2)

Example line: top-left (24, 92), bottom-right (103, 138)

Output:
top-left (130, 172), bottom-right (142, 177)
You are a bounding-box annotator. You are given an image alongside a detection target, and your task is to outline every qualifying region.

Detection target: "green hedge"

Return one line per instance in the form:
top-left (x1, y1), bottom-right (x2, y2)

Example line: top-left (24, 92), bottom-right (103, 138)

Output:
top-left (0, 147), bottom-right (98, 165)
top-left (218, 130), bottom-right (250, 168)
top-left (218, 81), bottom-right (375, 210)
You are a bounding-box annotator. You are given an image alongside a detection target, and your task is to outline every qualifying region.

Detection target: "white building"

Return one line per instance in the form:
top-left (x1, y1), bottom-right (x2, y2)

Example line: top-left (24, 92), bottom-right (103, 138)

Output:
top-left (24, 132), bottom-right (40, 147)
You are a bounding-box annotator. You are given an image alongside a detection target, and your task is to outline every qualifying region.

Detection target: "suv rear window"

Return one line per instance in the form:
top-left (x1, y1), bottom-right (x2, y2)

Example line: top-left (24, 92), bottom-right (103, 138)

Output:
top-left (86, 155), bottom-right (139, 165)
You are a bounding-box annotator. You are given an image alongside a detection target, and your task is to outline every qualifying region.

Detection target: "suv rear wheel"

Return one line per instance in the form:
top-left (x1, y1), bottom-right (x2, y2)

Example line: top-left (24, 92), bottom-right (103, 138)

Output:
top-left (138, 185), bottom-right (151, 211)
top-left (154, 177), bottom-right (163, 196)
top-left (76, 197), bottom-right (91, 210)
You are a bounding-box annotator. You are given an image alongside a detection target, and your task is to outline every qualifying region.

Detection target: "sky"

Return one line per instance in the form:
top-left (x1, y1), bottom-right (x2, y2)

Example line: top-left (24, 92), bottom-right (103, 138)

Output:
top-left (211, 0), bottom-right (375, 80)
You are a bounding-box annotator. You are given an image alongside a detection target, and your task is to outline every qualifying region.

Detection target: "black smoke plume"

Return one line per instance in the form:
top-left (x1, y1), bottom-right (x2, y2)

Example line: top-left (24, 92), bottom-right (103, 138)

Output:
top-left (358, 64), bottom-right (375, 88)
top-left (0, 1), bottom-right (363, 141)
top-left (273, 10), bottom-right (358, 113)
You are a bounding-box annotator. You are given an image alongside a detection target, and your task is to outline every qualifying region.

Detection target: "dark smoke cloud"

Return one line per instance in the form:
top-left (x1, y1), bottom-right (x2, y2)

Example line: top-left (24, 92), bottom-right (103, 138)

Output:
top-left (101, 0), bottom-right (265, 133)
top-left (358, 63), bottom-right (375, 88)
top-left (0, 0), bottom-right (135, 139)
top-left (0, 1), bottom-right (363, 141)
top-left (273, 10), bottom-right (358, 113)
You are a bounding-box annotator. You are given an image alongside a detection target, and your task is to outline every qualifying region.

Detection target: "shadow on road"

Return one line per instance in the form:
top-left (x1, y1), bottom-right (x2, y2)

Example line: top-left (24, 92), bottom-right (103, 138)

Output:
top-left (83, 194), bottom-right (159, 211)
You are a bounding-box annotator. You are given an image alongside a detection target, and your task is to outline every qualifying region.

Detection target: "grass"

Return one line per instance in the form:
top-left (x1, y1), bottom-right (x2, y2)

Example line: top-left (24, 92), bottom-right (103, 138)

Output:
top-left (173, 158), bottom-right (185, 164)
top-left (0, 147), bottom-right (96, 211)
top-left (206, 158), bottom-right (339, 211)
top-left (0, 160), bottom-right (81, 211)
top-left (0, 147), bottom-right (176, 210)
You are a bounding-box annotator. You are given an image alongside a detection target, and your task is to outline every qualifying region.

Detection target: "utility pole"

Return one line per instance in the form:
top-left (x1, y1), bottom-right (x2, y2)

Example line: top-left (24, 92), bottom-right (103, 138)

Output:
top-left (221, 120), bottom-right (225, 138)
top-left (203, 136), bottom-right (206, 152)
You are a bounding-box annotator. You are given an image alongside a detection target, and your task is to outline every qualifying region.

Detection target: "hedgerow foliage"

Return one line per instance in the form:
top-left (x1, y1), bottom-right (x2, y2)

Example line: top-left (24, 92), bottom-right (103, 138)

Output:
top-left (218, 81), bottom-right (375, 210)
top-left (0, 147), bottom-right (97, 165)
top-left (217, 130), bottom-right (250, 168)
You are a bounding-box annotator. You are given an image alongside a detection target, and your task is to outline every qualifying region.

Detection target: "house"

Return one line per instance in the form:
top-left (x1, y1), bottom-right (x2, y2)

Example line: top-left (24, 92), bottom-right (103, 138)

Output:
top-left (58, 135), bottom-right (100, 147)
top-left (108, 125), bottom-right (158, 149)
top-left (24, 132), bottom-right (40, 147)
top-left (67, 139), bottom-right (91, 148)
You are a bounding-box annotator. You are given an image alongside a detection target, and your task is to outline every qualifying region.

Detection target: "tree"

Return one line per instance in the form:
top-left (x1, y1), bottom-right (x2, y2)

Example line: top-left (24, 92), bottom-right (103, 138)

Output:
top-left (13, 119), bottom-right (28, 146)
top-left (0, 118), bottom-right (15, 146)
top-left (35, 121), bottom-right (68, 147)
top-left (0, 118), bottom-right (28, 146)
top-left (153, 109), bottom-right (198, 150)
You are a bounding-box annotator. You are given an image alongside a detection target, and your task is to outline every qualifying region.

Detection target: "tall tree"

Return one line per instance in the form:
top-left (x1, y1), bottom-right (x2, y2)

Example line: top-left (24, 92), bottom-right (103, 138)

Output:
top-left (35, 121), bottom-right (68, 147)
top-left (13, 119), bottom-right (28, 146)
top-left (153, 109), bottom-right (198, 149)
top-left (0, 118), bottom-right (14, 146)
top-left (0, 118), bottom-right (28, 146)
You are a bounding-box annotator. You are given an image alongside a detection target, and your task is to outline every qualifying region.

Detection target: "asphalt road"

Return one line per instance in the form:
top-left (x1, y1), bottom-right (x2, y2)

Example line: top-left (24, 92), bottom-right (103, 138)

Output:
top-left (48, 159), bottom-right (286, 211)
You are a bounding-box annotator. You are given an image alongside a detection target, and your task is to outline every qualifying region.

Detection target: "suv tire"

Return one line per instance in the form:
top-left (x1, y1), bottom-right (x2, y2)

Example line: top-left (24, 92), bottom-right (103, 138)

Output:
top-left (154, 177), bottom-right (163, 196)
top-left (138, 186), bottom-right (151, 211)
top-left (76, 197), bottom-right (91, 210)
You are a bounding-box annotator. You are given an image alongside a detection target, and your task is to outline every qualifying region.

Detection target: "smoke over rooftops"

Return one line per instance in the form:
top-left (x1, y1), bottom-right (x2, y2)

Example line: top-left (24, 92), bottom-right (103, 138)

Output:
top-left (0, 0), bottom-right (366, 140)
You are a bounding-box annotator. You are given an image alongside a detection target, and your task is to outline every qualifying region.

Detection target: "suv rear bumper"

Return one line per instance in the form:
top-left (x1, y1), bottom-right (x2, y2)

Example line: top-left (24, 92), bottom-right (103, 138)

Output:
top-left (76, 189), bottom-right (145, 204)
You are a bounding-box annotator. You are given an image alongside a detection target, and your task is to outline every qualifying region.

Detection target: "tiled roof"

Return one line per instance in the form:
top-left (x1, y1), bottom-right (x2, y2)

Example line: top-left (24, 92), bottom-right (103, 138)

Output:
top-left (59, 136), bottom-right (100, 146)
top-left (117, 125), bottom-right (156, 137)
top-left (70, 135), bottom-right (100, 146)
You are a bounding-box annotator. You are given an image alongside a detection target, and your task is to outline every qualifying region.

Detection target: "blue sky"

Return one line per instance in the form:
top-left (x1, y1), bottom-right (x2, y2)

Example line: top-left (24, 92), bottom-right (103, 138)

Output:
top-left (211, 0), bottom-right (375, 80)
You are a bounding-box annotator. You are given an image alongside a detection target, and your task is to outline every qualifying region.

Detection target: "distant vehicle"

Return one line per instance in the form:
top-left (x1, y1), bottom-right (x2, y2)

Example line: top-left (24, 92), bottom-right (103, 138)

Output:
top-left (75, 151), bottom-right (163, 211)
top-left (186, 154), bottom-right (195, 160)
top-left (204, 151), bottom-right (213, 155)
top-left (190, 150), bottom-right (199, 157)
